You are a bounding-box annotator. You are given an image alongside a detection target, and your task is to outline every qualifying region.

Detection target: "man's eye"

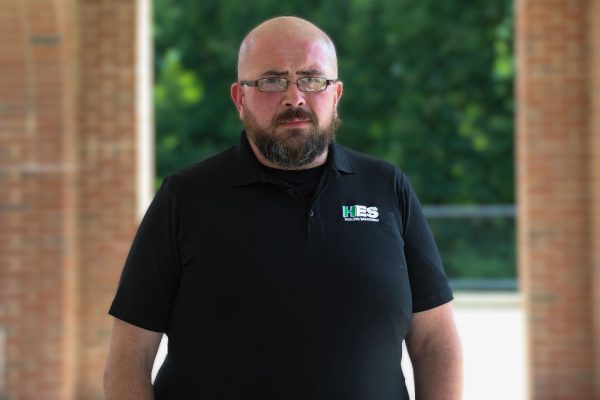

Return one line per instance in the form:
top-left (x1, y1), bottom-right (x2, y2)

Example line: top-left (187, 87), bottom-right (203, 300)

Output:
top-left (264, 77), bottom-right (283, 83)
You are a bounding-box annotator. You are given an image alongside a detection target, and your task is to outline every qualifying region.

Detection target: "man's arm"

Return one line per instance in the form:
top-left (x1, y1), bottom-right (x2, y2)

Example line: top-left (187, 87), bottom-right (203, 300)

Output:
top-left (405, 302), bottom-right (463, 400)
top-left (104, 317), bottom-right (163, 400)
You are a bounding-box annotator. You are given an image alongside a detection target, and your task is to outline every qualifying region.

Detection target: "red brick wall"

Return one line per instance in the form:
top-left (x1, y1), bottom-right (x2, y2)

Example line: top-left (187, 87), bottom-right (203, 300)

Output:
top-left (516, 0), bottom-right (600, 398)
top-left (0, 0), bottom-right (77, 398)
top-left (590, 0), bottom-right (600, 396)
top-left (76, 0), bottom-right (139, 397)
top-left (0, 0), bottom-right (140, 398)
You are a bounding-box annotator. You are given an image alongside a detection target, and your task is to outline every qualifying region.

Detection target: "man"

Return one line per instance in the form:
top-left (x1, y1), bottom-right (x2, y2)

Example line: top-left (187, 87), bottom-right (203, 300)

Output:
top-left (104, 16), bottom-right (462, 400)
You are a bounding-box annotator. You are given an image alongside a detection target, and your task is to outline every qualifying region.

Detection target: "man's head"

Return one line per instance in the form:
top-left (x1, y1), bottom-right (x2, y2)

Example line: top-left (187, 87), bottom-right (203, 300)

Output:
top-left (231, 16), bottom-right (343, 169)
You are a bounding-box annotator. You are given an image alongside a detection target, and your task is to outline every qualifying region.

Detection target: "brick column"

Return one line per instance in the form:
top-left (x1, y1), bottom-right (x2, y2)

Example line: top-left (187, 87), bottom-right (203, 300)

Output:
top-left (590, 0), bottom-right (600, 397)
top-left (516, 0), bottom-right (600, 398)
top-left (0, 0), bottom-right (145, 398)
top-left (0, 0), bottom-right (79, 398)
top-left (76, 0), bottom-right (141, 397)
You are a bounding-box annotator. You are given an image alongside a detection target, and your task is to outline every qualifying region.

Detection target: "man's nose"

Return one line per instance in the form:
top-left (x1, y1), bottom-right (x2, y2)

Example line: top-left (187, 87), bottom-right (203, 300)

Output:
top-left (281, 82), bottom-right (305, 107)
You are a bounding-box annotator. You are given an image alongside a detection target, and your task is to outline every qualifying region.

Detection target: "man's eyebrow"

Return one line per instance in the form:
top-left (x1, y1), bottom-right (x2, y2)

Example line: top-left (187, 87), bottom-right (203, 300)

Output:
top-left (259, 69), bottom-right (325, 77)
top-left (296, 69), bottom-right (324, 76)
top-left (260, 70), bottom-right (288, 77)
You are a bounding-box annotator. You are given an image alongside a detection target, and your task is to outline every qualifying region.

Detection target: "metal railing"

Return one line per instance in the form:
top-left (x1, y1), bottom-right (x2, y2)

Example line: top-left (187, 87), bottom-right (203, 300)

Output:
top-left (422, 204), bottom-right (517, 291)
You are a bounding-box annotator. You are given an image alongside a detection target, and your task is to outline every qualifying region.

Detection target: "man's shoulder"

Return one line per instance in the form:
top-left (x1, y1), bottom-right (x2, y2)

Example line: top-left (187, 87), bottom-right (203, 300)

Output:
top-left (335, 143), bottom-right (402, 178)
top-left (165, 145), bottom-right (235, 189)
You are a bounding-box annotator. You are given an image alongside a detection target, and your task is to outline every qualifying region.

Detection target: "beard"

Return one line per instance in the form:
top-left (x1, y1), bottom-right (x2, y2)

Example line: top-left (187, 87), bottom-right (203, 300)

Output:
top-left (243, 107), bottom-right (340, 169)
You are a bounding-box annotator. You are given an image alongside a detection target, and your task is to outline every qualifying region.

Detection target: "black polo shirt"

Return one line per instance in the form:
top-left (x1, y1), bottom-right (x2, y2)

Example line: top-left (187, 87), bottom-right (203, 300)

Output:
top-left (109, 132), bottom-right (453, 400)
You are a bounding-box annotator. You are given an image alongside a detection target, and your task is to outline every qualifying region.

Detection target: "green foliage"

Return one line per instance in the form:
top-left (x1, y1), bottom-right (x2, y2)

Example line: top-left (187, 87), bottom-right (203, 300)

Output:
top-left (429, 217), bottom-right (516, 279)
top-left (154, 0), bottom-right (514, 204)
top-left (153, 0), bottom-right (515, 279)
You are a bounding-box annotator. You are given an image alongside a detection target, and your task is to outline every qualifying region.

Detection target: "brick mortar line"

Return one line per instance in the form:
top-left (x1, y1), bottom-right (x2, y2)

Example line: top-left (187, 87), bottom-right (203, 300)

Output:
top-left (0, 163), bottom-right (76, 174)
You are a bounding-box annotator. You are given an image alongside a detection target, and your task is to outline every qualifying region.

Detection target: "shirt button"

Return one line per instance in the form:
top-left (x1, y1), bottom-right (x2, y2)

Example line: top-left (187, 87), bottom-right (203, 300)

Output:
top-left (309, 210), bottom-right (315, 217)
top-left (286, 189), bottom-right (294, 196)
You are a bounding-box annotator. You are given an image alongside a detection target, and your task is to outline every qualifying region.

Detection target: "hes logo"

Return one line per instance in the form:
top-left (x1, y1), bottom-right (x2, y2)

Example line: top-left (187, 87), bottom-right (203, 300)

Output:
top-left (342, 205), bottom-right (379, 222)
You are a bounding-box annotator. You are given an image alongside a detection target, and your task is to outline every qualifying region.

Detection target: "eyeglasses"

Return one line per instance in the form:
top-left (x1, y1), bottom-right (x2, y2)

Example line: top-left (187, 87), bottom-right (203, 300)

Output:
top-left (240, 77), bottom-right (339, 93)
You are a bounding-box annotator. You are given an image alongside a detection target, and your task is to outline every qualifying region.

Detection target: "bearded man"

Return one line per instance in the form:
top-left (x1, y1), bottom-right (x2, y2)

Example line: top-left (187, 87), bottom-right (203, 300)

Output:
top-left (104, 16), bottom-right (462, 400)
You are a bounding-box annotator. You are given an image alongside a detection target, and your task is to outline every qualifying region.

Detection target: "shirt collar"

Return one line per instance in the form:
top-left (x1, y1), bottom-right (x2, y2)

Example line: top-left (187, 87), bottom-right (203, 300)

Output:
top-left (229, 131), bottom-right (355, 186)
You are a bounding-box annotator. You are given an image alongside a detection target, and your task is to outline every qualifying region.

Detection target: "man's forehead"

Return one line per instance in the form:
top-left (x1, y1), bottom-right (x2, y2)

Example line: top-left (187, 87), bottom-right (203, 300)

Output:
top-left (240, 37), bottom-right (337, 77)
top-left (237, 17), bottom-right (338, 78)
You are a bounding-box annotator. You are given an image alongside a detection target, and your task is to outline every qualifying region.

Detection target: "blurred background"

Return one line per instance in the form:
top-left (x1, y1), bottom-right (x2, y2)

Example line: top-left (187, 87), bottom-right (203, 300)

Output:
top-left (1, 0), bottom-right (599, 399)
top-left (153, 0), bottom-right (516, 286)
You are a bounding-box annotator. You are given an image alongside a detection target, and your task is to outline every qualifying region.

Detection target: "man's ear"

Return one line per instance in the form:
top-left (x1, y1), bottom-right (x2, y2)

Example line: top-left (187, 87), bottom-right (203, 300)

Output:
top-left (230, 82), bottom-right (245, 119)
top-left (333, 80), bottom-right (343, 107)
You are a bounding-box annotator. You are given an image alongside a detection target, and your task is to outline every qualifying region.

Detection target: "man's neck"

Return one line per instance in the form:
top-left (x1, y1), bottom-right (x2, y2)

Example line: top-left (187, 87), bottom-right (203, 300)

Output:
top-left (246, 134), bottom-right (329, 170)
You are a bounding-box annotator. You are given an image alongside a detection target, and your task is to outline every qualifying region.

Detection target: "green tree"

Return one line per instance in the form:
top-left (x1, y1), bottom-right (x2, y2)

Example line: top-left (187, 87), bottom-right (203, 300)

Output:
top-left (153, 0), bottom-right (513, 204)
top-left (153, 0), bottom-right (516, 280)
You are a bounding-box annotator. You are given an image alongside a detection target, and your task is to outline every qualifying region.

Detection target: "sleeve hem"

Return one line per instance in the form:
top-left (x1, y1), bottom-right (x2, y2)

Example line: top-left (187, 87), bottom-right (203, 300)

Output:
top-left (108, 307), bottom-right (166, 333)
top-left (412, 288), bottom-right (454, 313)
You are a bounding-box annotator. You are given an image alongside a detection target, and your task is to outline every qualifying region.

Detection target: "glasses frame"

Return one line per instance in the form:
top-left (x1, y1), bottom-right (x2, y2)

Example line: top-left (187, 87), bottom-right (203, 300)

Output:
top-left (240, 77), bottom-right (339, 93)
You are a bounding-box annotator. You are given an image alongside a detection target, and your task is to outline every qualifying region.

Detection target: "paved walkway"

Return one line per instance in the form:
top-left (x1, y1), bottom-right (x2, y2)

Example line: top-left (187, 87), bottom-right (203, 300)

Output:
top-left (456, 292), bottom-right (526, 400)
top-left (401, 292), bottom-right (526, 400)
top-left (153, 292), bottom-right (526, 399)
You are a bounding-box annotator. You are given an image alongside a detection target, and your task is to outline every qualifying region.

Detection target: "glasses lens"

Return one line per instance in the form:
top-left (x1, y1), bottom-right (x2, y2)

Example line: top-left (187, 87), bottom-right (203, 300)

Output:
top-left (258, 78), bottom-right (287, 92)
top-left (298, 77), bottom-right (327, 92)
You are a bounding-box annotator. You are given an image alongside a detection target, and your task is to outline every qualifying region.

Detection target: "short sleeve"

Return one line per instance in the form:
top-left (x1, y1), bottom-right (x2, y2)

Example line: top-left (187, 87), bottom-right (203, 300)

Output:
top-left (396, 171), bottom-right (453, 313)
top-left (109, 177), bottom-right (182, 332)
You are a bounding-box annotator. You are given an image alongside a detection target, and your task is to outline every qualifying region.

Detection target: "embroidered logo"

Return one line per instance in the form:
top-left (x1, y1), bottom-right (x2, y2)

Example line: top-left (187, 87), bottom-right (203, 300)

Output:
top-left (342, 205), bottom-right (380, 222)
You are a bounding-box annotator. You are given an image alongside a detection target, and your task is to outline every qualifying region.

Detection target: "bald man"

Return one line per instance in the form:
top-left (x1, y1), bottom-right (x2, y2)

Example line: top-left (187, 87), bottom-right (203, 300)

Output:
top-left (104, 16), bottom-right (462, 400)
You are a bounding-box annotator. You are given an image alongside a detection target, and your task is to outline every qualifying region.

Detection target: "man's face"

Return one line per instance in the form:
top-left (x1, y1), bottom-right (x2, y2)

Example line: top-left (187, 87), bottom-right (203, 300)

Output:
top-left (231, 33), bottom-right (343, 168)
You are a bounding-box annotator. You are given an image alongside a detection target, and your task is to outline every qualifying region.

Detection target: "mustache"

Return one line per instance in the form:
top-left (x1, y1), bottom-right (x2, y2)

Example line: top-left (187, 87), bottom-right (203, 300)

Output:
top-left (274, 108), bottom-right (316, 125)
